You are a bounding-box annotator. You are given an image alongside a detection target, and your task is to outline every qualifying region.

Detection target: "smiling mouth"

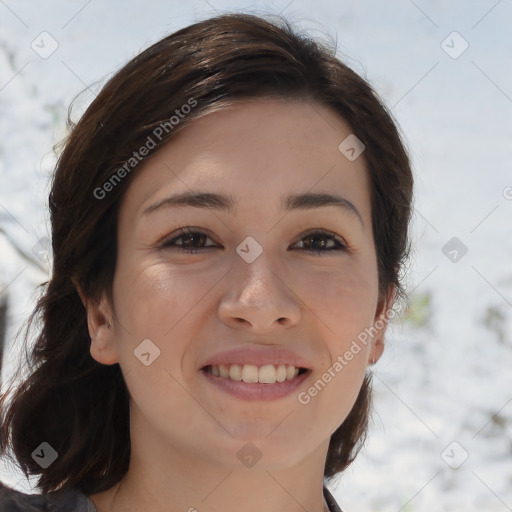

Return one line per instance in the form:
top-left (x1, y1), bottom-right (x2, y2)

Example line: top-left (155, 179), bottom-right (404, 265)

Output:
top-left (202, 363), bottom-right (309, 384)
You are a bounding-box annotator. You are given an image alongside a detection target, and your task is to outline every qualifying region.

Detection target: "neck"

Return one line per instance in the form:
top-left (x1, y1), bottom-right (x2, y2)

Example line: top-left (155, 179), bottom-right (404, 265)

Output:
top-left (89, 426), bottom-right (331, 512)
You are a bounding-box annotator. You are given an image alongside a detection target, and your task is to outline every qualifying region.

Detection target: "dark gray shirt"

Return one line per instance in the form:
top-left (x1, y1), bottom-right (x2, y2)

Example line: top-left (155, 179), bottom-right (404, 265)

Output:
top-left (0, 481), bottom-right (343, 511)
top-left (0, 481), bottom-right (96, 511)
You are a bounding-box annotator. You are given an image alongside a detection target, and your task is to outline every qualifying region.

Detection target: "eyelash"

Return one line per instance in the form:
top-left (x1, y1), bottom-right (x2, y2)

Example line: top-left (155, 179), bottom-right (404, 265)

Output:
top-left (160, 226), bottom-right (347, 256)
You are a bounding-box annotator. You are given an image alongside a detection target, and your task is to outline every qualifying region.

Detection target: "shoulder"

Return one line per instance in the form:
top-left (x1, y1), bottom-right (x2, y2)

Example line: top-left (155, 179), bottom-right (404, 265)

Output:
top-left (0, 480), bottom-right (45, 511)
top-left (0, 480), bottom-right (97, 512)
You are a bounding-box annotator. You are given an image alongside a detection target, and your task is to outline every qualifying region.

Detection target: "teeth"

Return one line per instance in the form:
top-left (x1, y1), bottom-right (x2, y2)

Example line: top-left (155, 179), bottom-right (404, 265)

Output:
top-left (287, 365), bottom-right (298, 380)
top-left (241, 364), bottom-right (259, 383)
top-left (259, 364), bottom-right (279, 383)
top-left (207, 363), bottom-right (303, 383)
top-left (229, 364), bottom-right (242, 381)
top-left (276, 364), bottom-right (287, 382)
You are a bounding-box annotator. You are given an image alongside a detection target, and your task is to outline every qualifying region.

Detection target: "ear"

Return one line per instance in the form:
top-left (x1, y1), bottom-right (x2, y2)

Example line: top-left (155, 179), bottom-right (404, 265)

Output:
top-left (74, 281), bottom-right (119, 366)
top-left (368, 285), bottom-right (396, 366)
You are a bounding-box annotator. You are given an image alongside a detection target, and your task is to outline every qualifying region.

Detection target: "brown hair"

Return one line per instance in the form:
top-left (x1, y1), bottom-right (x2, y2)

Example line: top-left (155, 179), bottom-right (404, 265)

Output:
top-left (0, 11), bottom-right (413, 495)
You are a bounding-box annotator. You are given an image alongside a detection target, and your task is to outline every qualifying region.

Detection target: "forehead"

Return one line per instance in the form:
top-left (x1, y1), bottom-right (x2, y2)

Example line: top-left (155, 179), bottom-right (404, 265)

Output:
top-left (120, 98), bottom-right (371, 223)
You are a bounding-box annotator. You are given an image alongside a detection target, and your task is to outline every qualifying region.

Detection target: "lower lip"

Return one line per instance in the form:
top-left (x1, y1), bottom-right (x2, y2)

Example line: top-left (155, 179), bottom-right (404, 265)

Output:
top-left (200, 369), bottom-right (311, 401)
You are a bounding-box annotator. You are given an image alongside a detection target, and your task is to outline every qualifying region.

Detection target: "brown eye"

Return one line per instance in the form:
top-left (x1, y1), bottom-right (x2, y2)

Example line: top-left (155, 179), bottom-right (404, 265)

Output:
top-left (161, 227), bottom-right (217, 254)
top-left (292, 230), bottom-right (347, 256)
top-left (161, 227), bottom-right (347, 256)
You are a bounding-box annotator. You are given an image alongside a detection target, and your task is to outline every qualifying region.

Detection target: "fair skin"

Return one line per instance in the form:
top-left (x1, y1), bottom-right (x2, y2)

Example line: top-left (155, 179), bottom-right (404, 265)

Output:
top-left (81, 98), bottom-right (393, 512)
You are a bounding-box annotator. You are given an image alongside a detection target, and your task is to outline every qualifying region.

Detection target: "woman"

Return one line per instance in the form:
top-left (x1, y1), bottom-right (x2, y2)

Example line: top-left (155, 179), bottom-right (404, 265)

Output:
top-left (0, 12), bottom-right (413, 512)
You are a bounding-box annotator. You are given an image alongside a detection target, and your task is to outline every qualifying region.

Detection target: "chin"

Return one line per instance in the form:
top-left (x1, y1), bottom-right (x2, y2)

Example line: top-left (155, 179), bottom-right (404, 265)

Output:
top-left (220, 426), bottom-right (309, 467)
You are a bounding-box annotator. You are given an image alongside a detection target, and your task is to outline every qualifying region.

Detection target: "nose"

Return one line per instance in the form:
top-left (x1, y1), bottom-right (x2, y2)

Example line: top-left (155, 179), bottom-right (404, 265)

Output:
top-left (218, 250), bottom-right (301, 332)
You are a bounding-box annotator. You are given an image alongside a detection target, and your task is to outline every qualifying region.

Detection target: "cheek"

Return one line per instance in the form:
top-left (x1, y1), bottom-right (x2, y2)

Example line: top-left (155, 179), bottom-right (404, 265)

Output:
top-left (297, 257), bottom-right (379, 337)
top-left (299, 259), bottom-right (377, 425)
top-left (294, 269), bottom-right (373, 434)
top-left (111, 262), bottom-right (213, 421)
top-left (113, 260), bottom-right (205, 334)
top-left (111, 258), bottom-right (227, 381)
top-left (295, 258), bottom-right (378, 404)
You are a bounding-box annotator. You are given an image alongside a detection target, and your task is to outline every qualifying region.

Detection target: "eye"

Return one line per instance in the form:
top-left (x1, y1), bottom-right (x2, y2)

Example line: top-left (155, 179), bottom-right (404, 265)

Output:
top-left (291, 229), bottom-right (347, 256)
top-left (160, 226), bottom-right (347, 255)
top-left (161, 226), bottom-right (216, 254)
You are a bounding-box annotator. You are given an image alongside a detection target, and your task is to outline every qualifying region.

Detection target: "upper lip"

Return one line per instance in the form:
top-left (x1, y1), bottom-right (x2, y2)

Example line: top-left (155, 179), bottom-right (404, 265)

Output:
top-left (199, 346), bottom-right (313, 370)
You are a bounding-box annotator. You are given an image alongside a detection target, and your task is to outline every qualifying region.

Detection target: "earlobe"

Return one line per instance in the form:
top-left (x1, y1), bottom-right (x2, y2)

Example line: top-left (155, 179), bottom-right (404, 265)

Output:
top-left (368, 285), bottom-right (396, 366)
top-left (76, 286), bottom-right (119, 366)
top-left (368, 337), bottom-right (384, 366)
top-left (90, 332), bottom-right (119, 366)
top-left (89, 321), bottom-right (119, 365)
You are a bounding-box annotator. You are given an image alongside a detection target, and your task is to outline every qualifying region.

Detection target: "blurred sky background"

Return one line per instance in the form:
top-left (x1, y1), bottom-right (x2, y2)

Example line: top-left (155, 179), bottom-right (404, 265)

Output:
top-left (0, 1), bottom-right (511, 510)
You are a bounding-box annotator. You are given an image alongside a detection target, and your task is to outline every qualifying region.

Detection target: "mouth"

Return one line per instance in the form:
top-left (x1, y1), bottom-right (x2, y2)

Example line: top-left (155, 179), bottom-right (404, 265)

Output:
top-left (201, 363), bottom-right (309, 384)
top-left (198, 346), bottom-right (313, 400)
top-left (200, 363), bottom-right (312, 400)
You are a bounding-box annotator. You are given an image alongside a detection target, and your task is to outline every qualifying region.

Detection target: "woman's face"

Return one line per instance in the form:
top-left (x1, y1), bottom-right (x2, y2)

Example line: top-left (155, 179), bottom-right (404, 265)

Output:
top-left (90, 98), bottom-right (390, 470)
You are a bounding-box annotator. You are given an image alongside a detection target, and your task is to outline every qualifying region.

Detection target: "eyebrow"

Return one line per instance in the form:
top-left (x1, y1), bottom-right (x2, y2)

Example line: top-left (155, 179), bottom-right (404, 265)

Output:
top-left (142, 191), bottom-right (364, 227)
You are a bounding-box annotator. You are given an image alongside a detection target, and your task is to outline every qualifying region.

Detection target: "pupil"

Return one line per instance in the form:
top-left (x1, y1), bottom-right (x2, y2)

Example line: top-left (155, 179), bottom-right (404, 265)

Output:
top-left (311, 236), bottom-right (325, 249)
top-left (185, 234), bottom-right (202, 246)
